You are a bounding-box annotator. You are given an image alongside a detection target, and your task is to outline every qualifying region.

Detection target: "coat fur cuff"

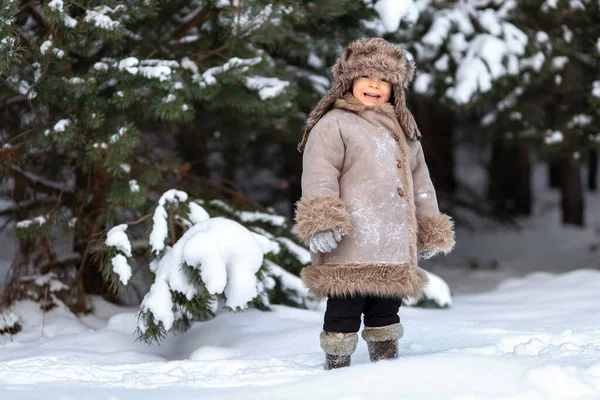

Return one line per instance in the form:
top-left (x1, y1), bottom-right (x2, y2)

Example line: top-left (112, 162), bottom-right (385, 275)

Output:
top-left (320, 331), bottom-right (359, 356)
top-left (294, 195), bottom-right (351, 246)
top-left (417, 213), bottom-right (455, 256)
top-left (362, 323), bottom-right (404, 342)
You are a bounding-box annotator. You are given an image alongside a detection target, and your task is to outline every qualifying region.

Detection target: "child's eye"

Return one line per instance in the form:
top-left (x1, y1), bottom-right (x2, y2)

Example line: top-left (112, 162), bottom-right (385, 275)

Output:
top-left (361, 75), bottom-right (369, 79)
top-left (382, 79), bottom-right (389, 83)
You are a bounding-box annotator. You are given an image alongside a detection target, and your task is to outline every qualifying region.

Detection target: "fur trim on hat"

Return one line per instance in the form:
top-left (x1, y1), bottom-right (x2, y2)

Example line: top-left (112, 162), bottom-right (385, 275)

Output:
top-left (298, 37), bottom-right (420, 152)
top-left (417, 213), bottom-right (456, 255)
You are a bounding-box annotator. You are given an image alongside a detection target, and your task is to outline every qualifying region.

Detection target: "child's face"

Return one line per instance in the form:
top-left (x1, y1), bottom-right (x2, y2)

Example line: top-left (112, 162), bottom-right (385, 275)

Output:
top-left (352, 75), bottom-right (392, 106)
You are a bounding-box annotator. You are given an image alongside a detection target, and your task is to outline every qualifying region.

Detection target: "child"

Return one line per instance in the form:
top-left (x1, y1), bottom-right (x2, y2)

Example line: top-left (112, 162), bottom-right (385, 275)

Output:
top-left (294, 38), bottom-right (455, 370)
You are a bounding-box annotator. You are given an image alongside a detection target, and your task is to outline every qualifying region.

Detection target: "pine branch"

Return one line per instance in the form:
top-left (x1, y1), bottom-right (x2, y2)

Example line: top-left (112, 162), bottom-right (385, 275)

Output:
top-left (0, 199), bottom-right (54, 217)
top-left (9, 167), bottom-right (76, 205)
top-left (174, 7), bottom-right (210, 39)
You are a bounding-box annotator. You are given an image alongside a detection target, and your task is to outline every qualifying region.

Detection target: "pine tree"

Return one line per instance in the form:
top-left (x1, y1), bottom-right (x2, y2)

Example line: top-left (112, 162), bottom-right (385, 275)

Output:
top-left (0, 0), bottom-right (385, 342)
top-left (0, 0), bottom-right (302, 313)
top-left (383, 0), bottom-right (599, 224)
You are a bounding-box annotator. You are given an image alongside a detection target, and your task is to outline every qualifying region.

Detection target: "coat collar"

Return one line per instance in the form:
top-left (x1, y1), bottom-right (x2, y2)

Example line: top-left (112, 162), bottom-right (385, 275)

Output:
top-left (334, 93), bottom-right (414, 140)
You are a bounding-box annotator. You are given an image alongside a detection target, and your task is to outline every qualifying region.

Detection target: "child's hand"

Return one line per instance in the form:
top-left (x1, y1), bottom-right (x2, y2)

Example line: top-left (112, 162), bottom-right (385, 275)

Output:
top-left (309, 229), bottom-right (342, 253)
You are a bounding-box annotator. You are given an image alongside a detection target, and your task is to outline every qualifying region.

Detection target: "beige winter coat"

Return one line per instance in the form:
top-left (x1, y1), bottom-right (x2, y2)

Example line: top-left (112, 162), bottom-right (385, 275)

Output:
top-left (294, 94), bottom-right (455, 299)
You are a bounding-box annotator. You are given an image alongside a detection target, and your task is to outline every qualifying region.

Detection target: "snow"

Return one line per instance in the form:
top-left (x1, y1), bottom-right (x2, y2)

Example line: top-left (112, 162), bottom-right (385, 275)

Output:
top-left (40, 39), bottom-right (52, 54)
top-left (109, 126), bottom-right (127, 144)
top-left (542, 0), bottom-right (558, 11)
top-left (276, 237), bottom-right (310, 264)
top-left (434, 54), bottom-right (449, 71)
top-left (163, 94), bottom-right (176, 103)
top-left (139, 65), bottom-right (172, 81)
top-left (120, 163), bottom-right (131, 173)
top-left (562, 25), bottom-right (573, 43)
top-left (545, 130), bottom-right (564, 145)
top-left (3, 268), bottom-right (600, 398)
top-left (52, 48), bottom-right (65, 59)
top-left (111, 254), bottom-right (132, 285)
top-left (413, 72), bottom-right (433, 94)
top-left (32, 273), bottom-right (68, 292)
top-left (48, 0), bottom-right (63, 12)
top-left (15, 215), bottom-right (47, 229)
top-left (188, 202), bottom-right (210, 224)
top-left (568, 114), bottom-right (592, 127)
top-left (85, 7), bottom-right (121, 31)
top-left (93, 62), bottom-right (109, 71)
top-left (127, 180), bottom-right (139, 193)
top-left (521, 52), bottom-right (545, 72)
top-left (118, 57), bottom-right (139, 73)
top-left (105, 224), bottom-right (132, 257)
top-left (446, 27), bottom-right (526, 104)
top-left (593, 81), bottom-right (600, 98)
top-left (237, 210), bottom-right (286, 226)
top-left (6, 76), bottom-right (37, 100)
top-left (53, 119), bottom-right (71, 133)
top-left (307, 53), bottom-right (324, 69)
top-left (403, 270), bottom-right (451, 307)
top-left (196, 57), bottom-right (262, 89)
top-left (149, 190), bottom-right (188, 255)
top-left (63, 14), bottom-right (78, 28)
top-left (265, 261), bottom-right (314, 305)
top-left (141, 217), bottom-right (266, 331)
top-left (244, 76), bottom-right (290, 100)
top-left (552, 56), bottom-right (569, 70)
top-left (374, 0), bottom-right (419, 32)
top-left (597, 38), bottom-right (600, 54)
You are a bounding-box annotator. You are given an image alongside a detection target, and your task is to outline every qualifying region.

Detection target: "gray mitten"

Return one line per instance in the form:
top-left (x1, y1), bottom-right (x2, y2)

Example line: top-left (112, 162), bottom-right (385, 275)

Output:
top-left (309, 229), bottom-right (342, 253)
top-left (420, 249), bottom-right (439, 260)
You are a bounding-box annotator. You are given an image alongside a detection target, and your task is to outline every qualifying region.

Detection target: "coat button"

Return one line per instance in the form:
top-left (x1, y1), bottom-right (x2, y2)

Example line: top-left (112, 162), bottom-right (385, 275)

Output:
top-left (397, 187), bottom-right (404, 197)
top-left (396, 160), bottom-right (402, 169)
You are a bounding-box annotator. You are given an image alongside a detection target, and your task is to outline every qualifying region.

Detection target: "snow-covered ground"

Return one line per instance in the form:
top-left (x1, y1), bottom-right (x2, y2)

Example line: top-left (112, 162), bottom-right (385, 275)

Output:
top-left (1, 268), bottom-right (600, 400)
top-left (2, 158), bottom-right (599, 399)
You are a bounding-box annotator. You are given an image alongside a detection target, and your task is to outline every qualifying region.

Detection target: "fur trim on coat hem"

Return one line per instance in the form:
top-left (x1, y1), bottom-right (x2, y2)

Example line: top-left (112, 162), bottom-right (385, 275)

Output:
top-left (417, 213), bottom-right (456, 255)
top-left (294, 195), bottom-right (351, 246)
top-left (301, 263), bottom-right (428, 299)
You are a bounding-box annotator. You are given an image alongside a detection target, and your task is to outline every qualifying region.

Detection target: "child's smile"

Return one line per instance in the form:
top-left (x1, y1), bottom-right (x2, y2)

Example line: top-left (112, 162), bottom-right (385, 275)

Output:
top-left (352, 75), bottom-right (392, 105)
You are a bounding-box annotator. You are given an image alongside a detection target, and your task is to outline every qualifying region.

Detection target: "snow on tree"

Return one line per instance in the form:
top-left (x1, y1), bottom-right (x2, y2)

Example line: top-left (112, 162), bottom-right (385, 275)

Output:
top-left (0, 0), bottom-right (311, 310)
top-left (374, 0), bottom-right (599, 223)
top-left (99, 189), bottom-right (316, 344)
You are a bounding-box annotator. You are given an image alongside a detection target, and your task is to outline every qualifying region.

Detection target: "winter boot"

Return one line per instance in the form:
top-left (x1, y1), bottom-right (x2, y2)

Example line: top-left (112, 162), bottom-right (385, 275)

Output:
top-left (361, 323), bottom-right (404, 362)
top-left (320, 331), bottom-right (358, 370)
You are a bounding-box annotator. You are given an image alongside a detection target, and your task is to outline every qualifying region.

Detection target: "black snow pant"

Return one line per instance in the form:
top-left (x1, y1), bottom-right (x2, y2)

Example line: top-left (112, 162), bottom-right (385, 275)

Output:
top-left (323, 295), bottom-right (402, 333)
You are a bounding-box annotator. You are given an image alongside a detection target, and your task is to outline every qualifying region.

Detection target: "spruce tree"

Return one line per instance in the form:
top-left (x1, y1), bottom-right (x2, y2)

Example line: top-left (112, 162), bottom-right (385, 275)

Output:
top-left (0, 0), bottom-right (383, 342)
top-left (384, 0), bottom-right (599, 224)
top-left (0, 0), bottom-right (302, 314)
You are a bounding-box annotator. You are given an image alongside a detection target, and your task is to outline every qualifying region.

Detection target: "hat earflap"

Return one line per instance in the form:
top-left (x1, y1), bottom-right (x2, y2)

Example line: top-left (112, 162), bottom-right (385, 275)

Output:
top-left (297, 78), bottom-right (347, 152)
top-left (394, 87), bottom-right (421, 141)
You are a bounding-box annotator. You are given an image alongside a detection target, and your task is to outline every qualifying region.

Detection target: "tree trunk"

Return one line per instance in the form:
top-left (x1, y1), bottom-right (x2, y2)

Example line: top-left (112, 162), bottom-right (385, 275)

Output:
top-left (560, 157), bottom-right (584, 226)
top-left (589, 148), bottom-right (598, 191)
top-left (549, 160), bottom-right (561, 189)
top-left (412, 98), bottom-right (456, 195)
top-left (488, 138), bottom-right (532, 216)
top-left (75, 168), bottom-right (117, 301)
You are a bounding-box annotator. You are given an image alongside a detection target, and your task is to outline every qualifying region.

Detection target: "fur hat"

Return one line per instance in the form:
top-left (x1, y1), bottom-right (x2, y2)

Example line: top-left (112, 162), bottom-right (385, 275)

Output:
top-left (297, 37), bottom-right (421, 152)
